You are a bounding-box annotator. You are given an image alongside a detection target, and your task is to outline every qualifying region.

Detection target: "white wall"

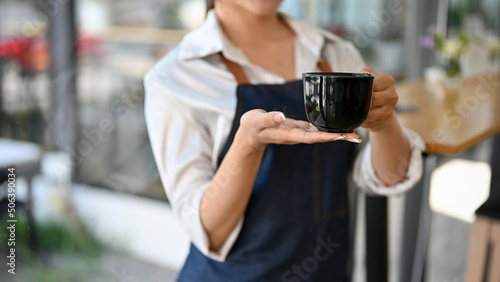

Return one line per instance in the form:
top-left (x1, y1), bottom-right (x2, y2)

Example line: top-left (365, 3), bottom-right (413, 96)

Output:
top-left (30, 176), bottom-right (190, 271)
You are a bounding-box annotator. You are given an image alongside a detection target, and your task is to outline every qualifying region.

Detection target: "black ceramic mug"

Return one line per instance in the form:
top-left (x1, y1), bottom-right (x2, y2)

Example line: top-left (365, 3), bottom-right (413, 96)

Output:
top-left (303, 72), bottom-right (375, 133)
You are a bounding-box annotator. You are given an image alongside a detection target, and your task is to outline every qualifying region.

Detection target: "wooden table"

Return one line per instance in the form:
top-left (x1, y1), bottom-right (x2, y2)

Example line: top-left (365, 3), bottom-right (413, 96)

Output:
top-left (364, 72), bottom-right (500, 282)
top-left (396, 72), bottom-right (500, 154)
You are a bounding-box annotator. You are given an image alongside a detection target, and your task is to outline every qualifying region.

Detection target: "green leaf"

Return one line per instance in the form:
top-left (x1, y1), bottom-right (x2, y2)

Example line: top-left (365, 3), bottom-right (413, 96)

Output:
top-left (434, 33), bottom-right (445, 51)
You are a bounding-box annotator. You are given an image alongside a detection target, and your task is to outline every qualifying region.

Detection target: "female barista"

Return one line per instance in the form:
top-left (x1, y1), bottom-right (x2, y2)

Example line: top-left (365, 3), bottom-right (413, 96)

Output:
top-left (145, 0), bottom-right (425, 281)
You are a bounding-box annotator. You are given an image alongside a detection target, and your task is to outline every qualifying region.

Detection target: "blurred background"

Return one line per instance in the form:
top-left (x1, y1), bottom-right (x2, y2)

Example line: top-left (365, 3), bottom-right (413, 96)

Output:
top-left (0, 0), bottom-right (499, 281)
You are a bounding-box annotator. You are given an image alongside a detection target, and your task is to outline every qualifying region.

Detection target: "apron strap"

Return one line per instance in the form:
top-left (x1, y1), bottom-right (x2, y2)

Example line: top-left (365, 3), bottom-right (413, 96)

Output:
top-left (219, 53), bottom-right (250, 84)
top-left (219, 52), bottom-right (333, 84)
top-left (318, 60), bottom-right (333, 73)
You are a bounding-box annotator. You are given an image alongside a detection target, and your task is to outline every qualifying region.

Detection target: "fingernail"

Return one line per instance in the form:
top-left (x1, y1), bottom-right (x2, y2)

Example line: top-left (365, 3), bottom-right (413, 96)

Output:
top-left (336, 135), bottom-right (346, 140)
top-left (350, 139), bottom-right (362, 143)
top-left (273, 113), bottom-right (286, 123)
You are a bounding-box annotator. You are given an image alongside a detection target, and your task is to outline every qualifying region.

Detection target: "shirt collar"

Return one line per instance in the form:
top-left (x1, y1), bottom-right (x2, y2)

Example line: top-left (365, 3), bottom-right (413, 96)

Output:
top-left (178, 10), bottom-right (342, 65)
top-left (178, 10), bottom-right (227, 61)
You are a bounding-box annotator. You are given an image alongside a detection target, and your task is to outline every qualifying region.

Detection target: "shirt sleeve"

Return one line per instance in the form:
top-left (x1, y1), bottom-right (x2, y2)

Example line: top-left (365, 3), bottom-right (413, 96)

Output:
top-left (353, 127), bottom-right (426, 196)
top-left (144, 72), bottom-right (243, 262)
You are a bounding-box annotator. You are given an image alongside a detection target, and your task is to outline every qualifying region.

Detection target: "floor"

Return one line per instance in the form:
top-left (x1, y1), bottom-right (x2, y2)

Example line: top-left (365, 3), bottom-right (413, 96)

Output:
top-left (427, 213), bottom-right (472, 282)
top-left (0, 251), bottom-right (179, 282)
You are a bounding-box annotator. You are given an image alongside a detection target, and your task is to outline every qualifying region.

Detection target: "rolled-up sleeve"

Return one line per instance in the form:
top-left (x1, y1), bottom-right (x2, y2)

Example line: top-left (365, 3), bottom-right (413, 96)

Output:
top-left (144, 73), bottom-right (243, 262)
top-left (353, 127), bottom-right (426, 196)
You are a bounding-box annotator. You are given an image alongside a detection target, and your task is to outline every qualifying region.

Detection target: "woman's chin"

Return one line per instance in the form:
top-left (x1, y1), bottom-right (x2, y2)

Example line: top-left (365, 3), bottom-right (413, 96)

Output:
top-left (241, 0), bottom-right (283, 16)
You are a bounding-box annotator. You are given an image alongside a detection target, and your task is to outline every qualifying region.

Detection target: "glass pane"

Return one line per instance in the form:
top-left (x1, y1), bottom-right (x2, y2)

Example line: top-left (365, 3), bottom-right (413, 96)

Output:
top-left (73, 0), bottom-right (207, 199)
top-left (1, 0), bottom-right (50, 144)
top-left (448, 0), bottom-right (500, 32)
top-left (281, 0), bottom-right (407, 78)
top-left (447, 0), bottom-right (500, 76)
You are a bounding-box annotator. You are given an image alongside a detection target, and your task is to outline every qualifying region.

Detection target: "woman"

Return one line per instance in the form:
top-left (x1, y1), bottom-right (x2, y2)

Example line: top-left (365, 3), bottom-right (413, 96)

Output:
top-left (145, 0), bottom-right (425, 281)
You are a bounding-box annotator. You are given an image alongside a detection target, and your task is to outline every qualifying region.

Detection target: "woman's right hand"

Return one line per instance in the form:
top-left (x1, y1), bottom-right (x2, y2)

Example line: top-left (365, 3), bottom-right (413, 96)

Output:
top-left (236, 109), bottom-right (362, 151)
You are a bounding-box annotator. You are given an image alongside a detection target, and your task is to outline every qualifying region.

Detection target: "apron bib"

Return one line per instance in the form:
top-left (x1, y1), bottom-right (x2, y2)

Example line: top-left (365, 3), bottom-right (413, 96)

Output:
top-left (178, 55), bottom-right (354, 282)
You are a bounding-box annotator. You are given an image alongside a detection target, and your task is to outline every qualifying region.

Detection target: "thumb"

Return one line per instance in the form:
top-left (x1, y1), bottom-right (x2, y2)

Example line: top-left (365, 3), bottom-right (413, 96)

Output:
top-left (359, 65), bottom-right (375, 74)
top-left (241, 110), bottom-right (286, 130)
top-left (268, 111), bottom-right (286, 127)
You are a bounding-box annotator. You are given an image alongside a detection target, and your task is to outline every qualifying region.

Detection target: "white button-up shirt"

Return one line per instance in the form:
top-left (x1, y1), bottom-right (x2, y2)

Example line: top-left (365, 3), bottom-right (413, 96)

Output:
top-left (144, 10), bottom-right (425, 262)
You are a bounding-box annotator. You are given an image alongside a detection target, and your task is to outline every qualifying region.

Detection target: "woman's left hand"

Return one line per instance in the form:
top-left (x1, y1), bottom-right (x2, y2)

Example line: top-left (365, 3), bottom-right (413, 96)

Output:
top-left (360, 66), bottom-right (399, 132)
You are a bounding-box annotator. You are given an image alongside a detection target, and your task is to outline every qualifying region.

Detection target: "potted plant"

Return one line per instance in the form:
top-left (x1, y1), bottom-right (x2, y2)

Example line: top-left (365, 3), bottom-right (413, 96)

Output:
top-left (420, 28), bottom-right (470, 89)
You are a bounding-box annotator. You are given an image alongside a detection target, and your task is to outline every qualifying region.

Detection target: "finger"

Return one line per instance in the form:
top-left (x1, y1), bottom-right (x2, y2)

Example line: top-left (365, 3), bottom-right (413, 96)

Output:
top-left (344, 132), bottom-right (360, 140)
top-left (265, 120), bottom-right (361, 144)
top-left (298, 131), bottom-right (347, 144)
top-left (306, 124), bottom-right (319, 132)
top-left (296, 123), bottom-right (360, 138)
top-left (371, 92), bottom-right (385, 108)
top-left (245, 110), bottom-right (286, 129)
top-left (373, 73), bottom-right (395, 91)
top-left (366, 108), bottom-right (382, 121)
top-left (298, 123), bottom-right (360, 139)
top-left (283, 119), bottom-right (334, 133)
top-left (343, 132), bottom-right (362, 143)
top-left (284, 119), bottom-right (313, 130)
top-left (364, 118), bottom-right (384, 127)
top-left (271, 112), bottom-right (286, 125)
top-left (298, 130), bottom-right (360, 144)
top-left (362, 121), bottom-right (382, 128)
top-left (362, 118), bottom-right (388, 129)
top-left (273, 126), bottom-right (347, 144)
top-left (366, 108), bottom-right (391, 124)
top-left (359, 65), bottom-right (375, 74)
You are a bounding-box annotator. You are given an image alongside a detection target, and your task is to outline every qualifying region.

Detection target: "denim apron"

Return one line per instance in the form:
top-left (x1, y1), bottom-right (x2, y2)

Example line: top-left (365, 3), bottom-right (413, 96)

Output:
top-left (178, 55), bottom-right (354, 282)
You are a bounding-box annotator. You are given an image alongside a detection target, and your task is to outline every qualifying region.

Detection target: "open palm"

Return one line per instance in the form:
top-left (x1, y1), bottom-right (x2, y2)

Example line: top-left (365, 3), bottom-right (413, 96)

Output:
top-left (239, 110), bottom-right (361, 146)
